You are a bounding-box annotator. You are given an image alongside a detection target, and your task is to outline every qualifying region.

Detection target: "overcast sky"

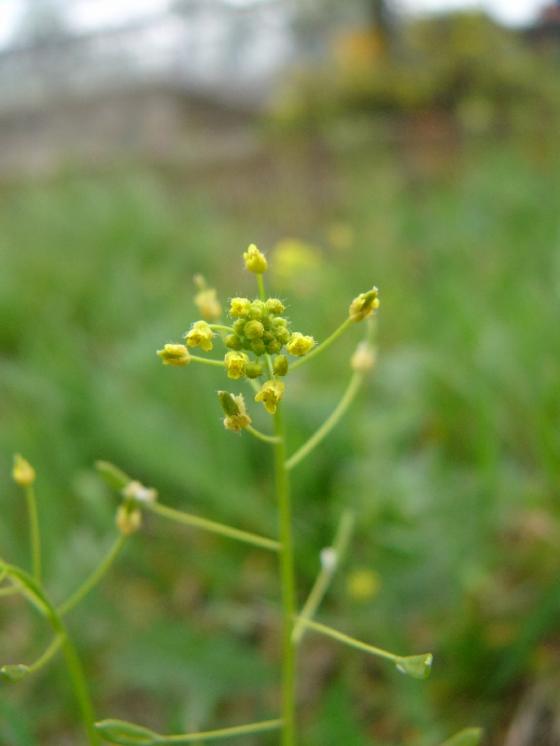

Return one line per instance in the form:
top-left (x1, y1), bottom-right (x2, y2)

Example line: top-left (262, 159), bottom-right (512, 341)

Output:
top-left (0, 0), bottom-right (548, 49)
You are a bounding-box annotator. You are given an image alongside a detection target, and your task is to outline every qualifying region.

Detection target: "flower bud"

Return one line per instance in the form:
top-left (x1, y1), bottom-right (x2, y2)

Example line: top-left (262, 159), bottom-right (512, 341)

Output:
top-left (273, 354), bottom-right (289, 376)
top-left (255, 379), bottom-right (285, 414)
top-left (122, 480), bottom-right (157, 505)
top-left (244, 320), bottom-right (264, 340)
top-left (250, 339), bottom-right (266, 356)
top-left (266, 339), bottom-right (282, 354)
top-left (224, 351), bottom-right (248, 379)
top-left (249, 300), bottom-right (266, 319)
top-left (157, 343), bottom-right (191, 366)
top-left (116, 505), bottom-right (142, 535)
top-left (349, 287), bottom-right (380, 322)
top-left (225, 334), bottom-right (243, 350)
top-left (243, 243), bottom-right (268, 274)
top-left (229, 297), bottom-right (251, 318)
top-left (320, 547), bottom-right (338, 572)
top-left (12, 454), bottom-right (36, 487)
top-left (286, 332), bottom-right (315, 357)
top-left (218, 391), bottom-right (252, 432)
top-left (185, 320), bottom-right (214, 352)
top-left (265, 298), bottom-right (286, 314)
top-left (245, 361), bottom-right (264, 379)
top-left (351, 342), bottom-right (377, 373)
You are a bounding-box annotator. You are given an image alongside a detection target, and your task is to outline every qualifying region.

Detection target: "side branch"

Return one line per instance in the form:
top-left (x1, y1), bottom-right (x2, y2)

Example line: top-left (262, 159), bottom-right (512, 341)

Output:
top-left (290, 317), bottom-right (353, 371)
top-left (285, 372), bottom-right (363, 470)
top-left (145, 501), bottom-right (280, 552)
top-left (95, 717), bottom-right (283, 744)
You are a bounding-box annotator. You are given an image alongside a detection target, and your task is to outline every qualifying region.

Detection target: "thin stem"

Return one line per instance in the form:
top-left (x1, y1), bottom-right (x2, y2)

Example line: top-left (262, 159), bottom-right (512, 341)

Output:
top-left (290, 318), bottom-right (353, 371)
top-left (60, 630), bottom-right (101, 745)
top-left (163, 718), bottom-right (283, 743)
top-left (292, 511), bottom-right (355, 645)
top-left (25, 485), bottom-right (42, 583)
top-left (256, 274), bottom-right (266, 302)
top-left (28, 634), bottom-right (64, 674)
top-left (58, 535), bottom-right (127, 617)
top-left (294, 618), bottom-right (398, 664)
top-left (189, 355), bottom-right (225, 368)
top-left (286, 373), bottom-right (363, 471)
top-left (145, 501), bottom-right (280, 552)
top-left (245, 425), bottom-right (281, 445)
top-left (208, 324), bottom-right (234, 334)
top-left (273, 407), bottom-right (297, 746)
top-left (96, 718), bottom-right (282, 745)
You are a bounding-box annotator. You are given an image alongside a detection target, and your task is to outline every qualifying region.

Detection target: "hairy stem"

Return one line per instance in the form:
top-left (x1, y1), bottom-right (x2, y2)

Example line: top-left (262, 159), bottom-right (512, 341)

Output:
top-left (274, 407), bottom-right (297, 746)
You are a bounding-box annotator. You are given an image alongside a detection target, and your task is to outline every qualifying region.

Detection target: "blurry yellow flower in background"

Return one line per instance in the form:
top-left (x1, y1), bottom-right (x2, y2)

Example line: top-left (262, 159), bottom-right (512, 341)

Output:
top-left (271, 238), bottom-right (322, 292)
top-left (346, 568), bottom-right (381, 602)
top-left (326, 222), bottom-right (354, 251)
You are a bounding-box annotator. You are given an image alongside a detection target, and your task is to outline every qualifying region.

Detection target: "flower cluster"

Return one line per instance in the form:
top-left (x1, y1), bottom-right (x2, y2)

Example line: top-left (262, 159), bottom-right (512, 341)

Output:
top-left (157, 243), bottom-right (380, 424)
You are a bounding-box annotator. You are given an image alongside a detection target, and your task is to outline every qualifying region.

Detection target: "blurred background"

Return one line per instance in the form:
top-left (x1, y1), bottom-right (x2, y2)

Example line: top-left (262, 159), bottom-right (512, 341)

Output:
top-left (0, 0), bottom-right (559, 744)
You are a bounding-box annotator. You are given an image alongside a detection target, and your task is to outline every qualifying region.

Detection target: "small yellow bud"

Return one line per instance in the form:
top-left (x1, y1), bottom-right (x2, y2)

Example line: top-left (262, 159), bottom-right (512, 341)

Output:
top-left (224, 351), bottom-right (248, 380)
top-left (351, 342), bottom-right (377, 373)
top-left (265, 298), bottom-right (286, 314)
top-left (249, 300), bottom-right (266, 319)
top-left (255, 379), bottom-right (285, 415)
top-left (121, 480), bottom-right (157, 505)
top-left (12, 454), bottom-right (35, 487)
top-left (185, 320), bottom-right (214, 352)
top-left (349, 287), bottom-right (380, 322)
top-left (346, 568), bottom-right (381, 602)
top-left (218, 391), bottom-right (252, 432)
top-left (229, 297), bottom-right (252, 318)
top-left (116, 505), bottom-right (142, 536)
top-left (194, 286), bottom-right (222, 322)
top-left (273, 355), bottom-right (289, 376)
top-left (243, 243), bottom-right (268, 274)
top-left (244, 320), bottom-right (264, 340)
top-left (225, 334), bottom-right (243, 350)
top-left (157, 343), bottom-right (191, 366)
top-left (286, 332), bottom-right (315, 357)
top-left (245, 361), bottom-right (264, 379)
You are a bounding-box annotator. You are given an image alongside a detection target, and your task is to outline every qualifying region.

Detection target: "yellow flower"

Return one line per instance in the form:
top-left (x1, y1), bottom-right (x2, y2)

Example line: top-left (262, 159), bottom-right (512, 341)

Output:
top-left (12, 454), bottom-right (35, 487)
top-left (185, 320), bottom-right (214, 352)
top-left (349, 287), bottom-right (380, 322)
top-left (265, 298), bottom-right (286, 314)
top-left (116, 505), bottom-right (142, 536)
top-left (157, 343), bottom-right (191, 366)
top-left (243, 243), bottom-right (268, 274)
top-left (346, 568), bottom-right (381, 602)
top-left (286, 332), bottom-right (315, 357)
top-left (224, 351), bottom-right (248, 380)
top-left (229, 297), bottom-right (252, 318)
top-left (244, 320), bottom-right (264, 340)
top-left (218, 391), bottom-right (252, 432)
top-left (255, 379), bottom-right (285, 414)
top-left (194, 287), bottom-right (221, 321)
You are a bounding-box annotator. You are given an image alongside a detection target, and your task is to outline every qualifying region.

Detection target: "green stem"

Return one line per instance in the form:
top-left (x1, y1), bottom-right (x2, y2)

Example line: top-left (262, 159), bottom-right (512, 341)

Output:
top-left (145, 501), bottom-right (280, 552)
top-left (245, 425), bottom-right (281, 445)
top-left (59, 630), bottom-right (101, 745)
top-left (285, 373), bottom-right (363, 471)
top-left (58, 535), bottom-right (127, 617)
top-left (28, 634), bottom-right (64, 674)
top-left (290, 318), bottom-right (353, 371)
top-left (96, 718), bottom-right (282, 744)
top-left (294, 618), bottom-right (398, 664)
top-left (189, 356), bottom-right (225, 369)
top-left (292, 511), bottom-right (355, 645)
top-left (273, 407), bottom-right (297, 746)
top-left (208, 324), bottom-right (234, 334)
top-left (0, 584), bottom-right (18, 597)
top-left (257, 274), bottom-right (266, 302)
top-left (25, 485), bottom-right (42, 583)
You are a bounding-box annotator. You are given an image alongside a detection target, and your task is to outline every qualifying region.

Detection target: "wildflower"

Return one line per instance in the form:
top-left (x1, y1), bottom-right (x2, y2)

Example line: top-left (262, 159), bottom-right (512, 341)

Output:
top-left (225, 334), bottom-right (243, 350)
top-left (351, 342), bottom-right (377, 373)
top-left (243, 243), bottom-right (268, 274)
top-left (265, 298), bottom-right (286, 314)
top-left (244, 320), bottom-right (265, 340)
top-left (255, 379), bottom-right (285, 415)
top-left (320, 547), bottom-right (338, 572)
top-left (122, 480), bottom-right (157, 505)
top-left (157, 343), bottom-right (191, 366)
top-left (12, 454), bottom-right (35, 487)
top-left (224, 351), bottom-right (248, 380)
top-left (349, 287), bottom-right (380, 322)
top-left (193, 277), bottom-right (222, 321)
top-left (286, 332), bottom-right (315, 357)
top-left (229, 297), bottom-right (252, 318)
top-left (116, 505), bottom-right (142, 536)
top-left (245, 361), bottom-right (264, 379)
top-left (218, 391), bottom-right (252, 432)
top-left (249, 300), bottom-right (266, 319)
top-left (273, 355), bottom-right (289, 376)
top-left (185, 320), bottom-right (214, 352)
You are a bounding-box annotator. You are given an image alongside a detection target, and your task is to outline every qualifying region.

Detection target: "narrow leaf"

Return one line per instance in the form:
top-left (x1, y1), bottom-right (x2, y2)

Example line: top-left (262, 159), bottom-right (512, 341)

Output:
top-left (95, 719), bottom-right (158, 745)
top-left (441, 727), bottom-right (483, 746)
top-left (1, 664), bottom-right (30, 683)
top-left (95, 461), bottom-right (132, 491)
top-left (395, 653), bottom-right (433, 680)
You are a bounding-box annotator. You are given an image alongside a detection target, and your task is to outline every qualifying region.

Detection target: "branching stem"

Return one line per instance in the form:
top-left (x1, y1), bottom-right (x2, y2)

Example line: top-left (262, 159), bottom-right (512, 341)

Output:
top-left (290, 318), bottom-right (353, 371)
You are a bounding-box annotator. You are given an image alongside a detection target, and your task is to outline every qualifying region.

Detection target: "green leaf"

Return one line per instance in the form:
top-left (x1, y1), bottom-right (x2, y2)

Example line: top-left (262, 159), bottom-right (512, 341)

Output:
top-left (95, 461), bottom-right (131, 491)
top-left (0, 664), bottom-right (30, 683)
top-left (441, 728), bottom-right (483, 746)
top-left (95, 719), bottom-right (158, 745)
top-left (395, 652), bottom-right (433, 679)
top-left (0, 562), bottom-right (52, 618)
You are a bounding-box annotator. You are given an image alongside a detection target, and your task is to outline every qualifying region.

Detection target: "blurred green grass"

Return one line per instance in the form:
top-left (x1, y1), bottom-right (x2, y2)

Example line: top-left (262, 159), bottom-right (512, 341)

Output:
top-left (1, 137), bottom-right (559, 745)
